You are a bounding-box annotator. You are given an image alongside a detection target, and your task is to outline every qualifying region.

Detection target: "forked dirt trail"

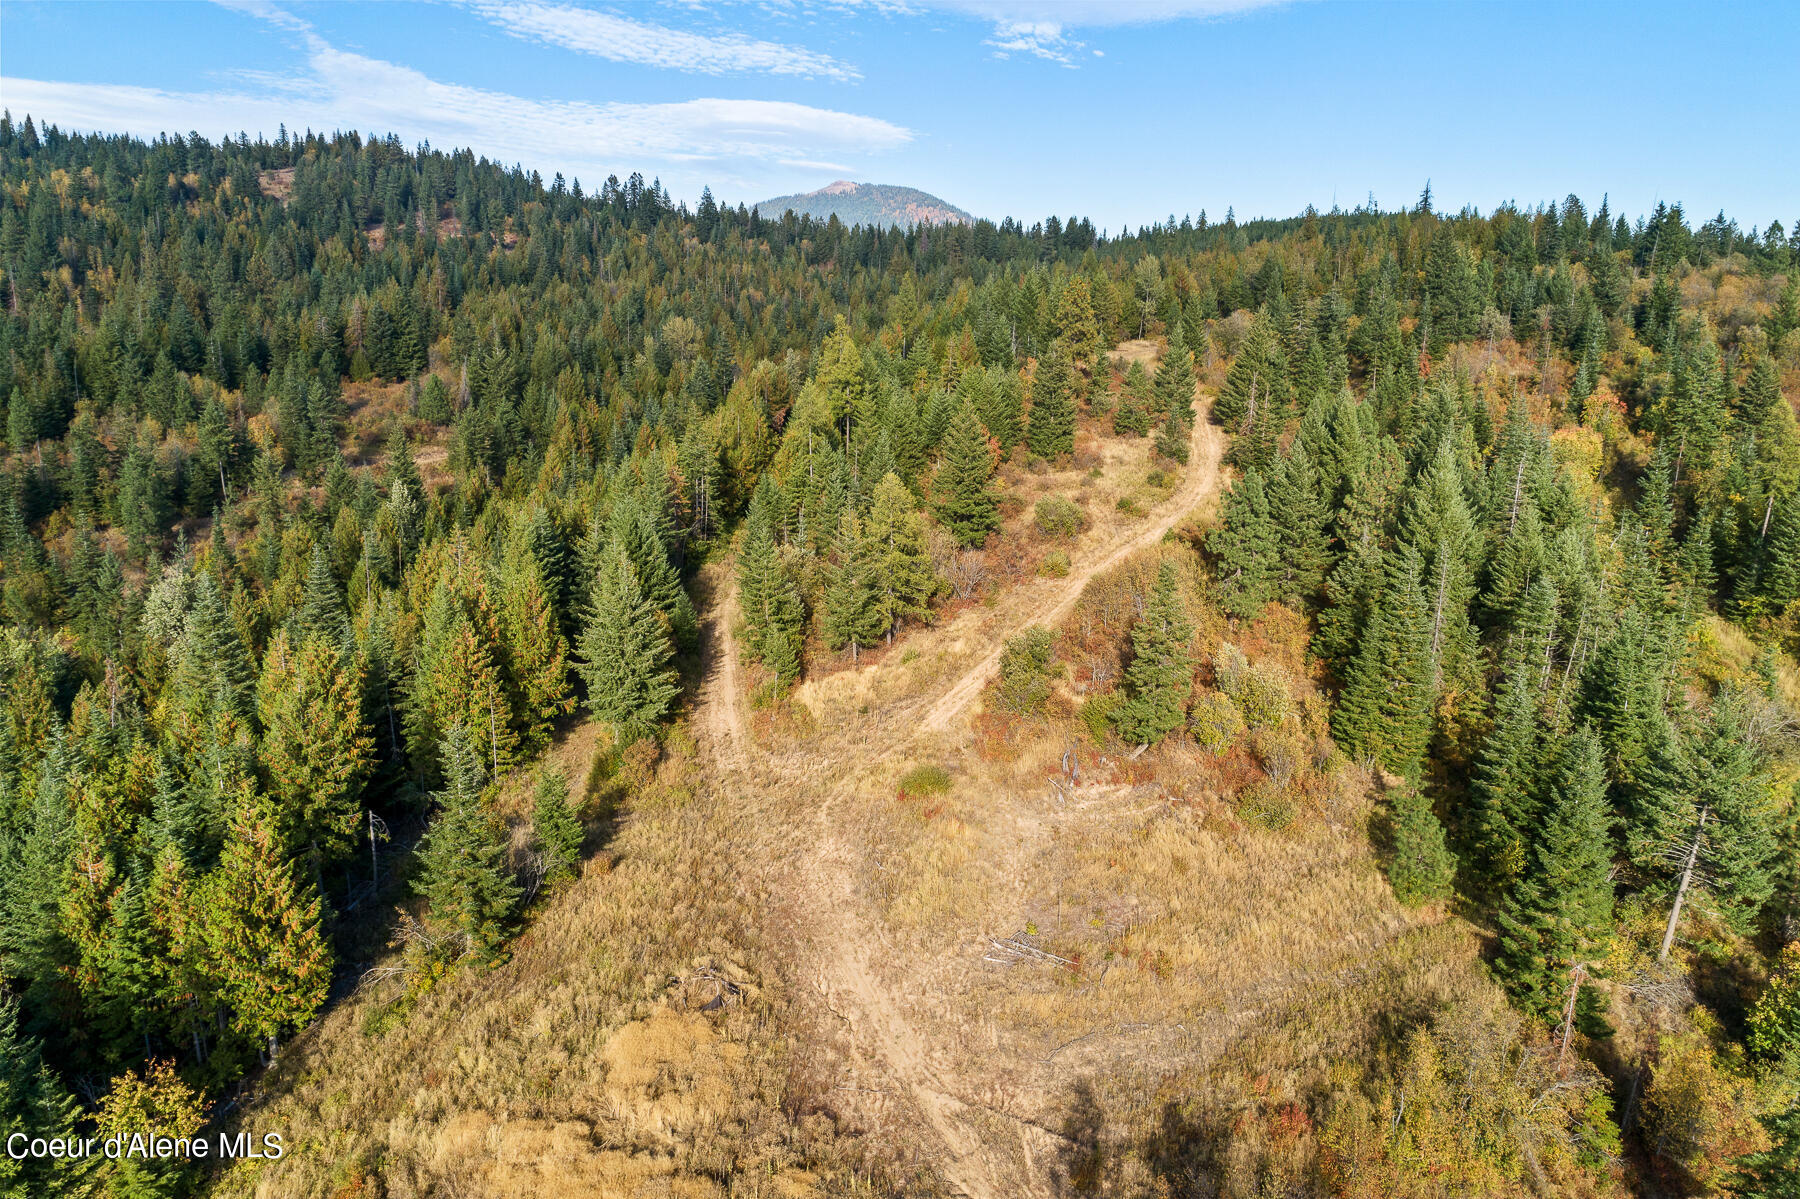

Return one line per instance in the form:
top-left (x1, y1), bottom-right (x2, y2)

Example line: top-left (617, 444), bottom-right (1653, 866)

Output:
top-left (695, 399), bottom-right (1224, 1197)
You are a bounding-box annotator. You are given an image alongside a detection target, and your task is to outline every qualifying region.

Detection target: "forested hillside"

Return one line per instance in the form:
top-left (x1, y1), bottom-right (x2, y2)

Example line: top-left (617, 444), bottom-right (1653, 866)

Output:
top-left (0, 109), bottom-right (1797, 1196)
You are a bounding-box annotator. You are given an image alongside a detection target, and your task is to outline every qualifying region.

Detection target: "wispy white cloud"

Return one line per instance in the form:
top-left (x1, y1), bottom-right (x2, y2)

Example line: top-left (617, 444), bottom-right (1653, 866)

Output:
top-left (983, 20), bottom-right (1081, 63)
top-left (890, 0), bottom-right (1298, 63)
top-left (2, 41), bottom-right (910, 191)
top-left (465, 0), bottom-right (860, 81)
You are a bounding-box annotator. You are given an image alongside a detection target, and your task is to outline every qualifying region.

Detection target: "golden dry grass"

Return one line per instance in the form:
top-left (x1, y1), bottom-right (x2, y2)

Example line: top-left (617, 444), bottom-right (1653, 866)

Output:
top-left (205, 733), bottom-right (891, 1199)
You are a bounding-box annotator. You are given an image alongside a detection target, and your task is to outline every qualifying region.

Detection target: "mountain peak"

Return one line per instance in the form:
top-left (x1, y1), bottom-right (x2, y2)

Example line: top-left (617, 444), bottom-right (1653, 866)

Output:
top-left (755, 181), bottom-right (971, 229)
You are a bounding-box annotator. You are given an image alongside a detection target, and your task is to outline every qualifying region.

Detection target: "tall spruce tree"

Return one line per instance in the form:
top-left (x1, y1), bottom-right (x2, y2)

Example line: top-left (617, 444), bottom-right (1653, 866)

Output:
top-left (1494, 725), bottom-right (1615, 1020)
top-left (865, 473), bottom-right (937, 643)
top-left (414, 724), bottom-right (518, 961)
top-left (1208, 469), bottom-right (1280, 619)
top-left (737, 516), bottom-right (805, 684)
top-left (822, 509), bottom-right (884, 664)
top-left (1331, 544), bottom-right (1435, 778)
top-left (1113, 561), bottom-right (1195, 746)
top-left (1027, 341), bottom-right (1077, 460)
top-left (576, 544), bottom-right (680, 744)
top-left (935, 398), bottom-right (999, 547)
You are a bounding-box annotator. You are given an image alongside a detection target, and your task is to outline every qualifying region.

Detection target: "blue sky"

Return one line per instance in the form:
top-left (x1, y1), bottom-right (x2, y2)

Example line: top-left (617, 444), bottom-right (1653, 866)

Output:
top-left (3, 0), bottom-right (1795, 233)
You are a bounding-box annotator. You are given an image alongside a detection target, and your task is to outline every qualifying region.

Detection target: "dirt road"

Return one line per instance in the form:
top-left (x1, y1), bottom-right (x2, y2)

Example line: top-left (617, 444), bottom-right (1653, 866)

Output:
top-left (695, 397), bottom-right (1226, 1197)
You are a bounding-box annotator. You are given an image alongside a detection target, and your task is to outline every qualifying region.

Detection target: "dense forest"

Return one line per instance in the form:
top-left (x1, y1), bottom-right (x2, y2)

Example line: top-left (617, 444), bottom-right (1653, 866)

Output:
top-left (0, 109), bottom-right (1798, 1197)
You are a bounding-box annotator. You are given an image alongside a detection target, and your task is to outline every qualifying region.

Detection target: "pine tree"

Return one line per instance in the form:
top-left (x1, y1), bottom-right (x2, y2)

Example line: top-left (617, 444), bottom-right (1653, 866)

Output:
top-left (822, 510), bottom-right (884, 664)
top-left (413, 725), bottom-right (518, 960)
top-left (1207, 469), bottom-right (1280, 619)
top-left (504, 562), bottom-right (574, 752)
top-left (1113, 561), bottom-right (1195, 746)
top-left (576, 544), bottom-right (679, 744)
top-left (864, 473), bottom-right (937, 643)
top-left (532, 767), bottom-right (582, 884)
top-left (296, 544), bottom-right (350, 646)
top-left (1494, 725), bottom-right (1615, 1020)
top-left (737, 517), bottom-right (805, 684)
top-left (256, 629), bottom-right (373, 863)
top-left (1386, 784), bottom-right (1456, 906)
top-left (1331, 545), bottom-right (1435, 778)
top-left (198, 803), bottom-right (331, 1053)
top-left (609, 496), bottom-right (697, 648)
top-left (1026, 342), bottom-right (1077, 460)
top-left (1214, 313), bottom-right (1288, 434)
top-left (1113, 360), bottom-right (1154, 436)
top-left (935, 398), bottom-right (999, 547)
top-left (1266, 442), bottom-right (1332, 603)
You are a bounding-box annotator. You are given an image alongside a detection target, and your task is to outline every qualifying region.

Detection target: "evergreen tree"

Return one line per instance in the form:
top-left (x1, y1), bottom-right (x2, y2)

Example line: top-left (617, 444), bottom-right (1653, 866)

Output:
top-left (1386, 784), bottom-right (1456, 906)
top-left (1267, 442), bottom-right (1332, 603)
top-left (1026, 342), bottom-right (1077, 460)
top-left (1723, 1100), bottom-right (1800, 1199)
top-left (864, 473), bottom-right (938, 643)
top-left (503, 561), bottom-right (574, 752)
top-left (576, 544), bottom-right (679, 744)
top-left (1208, 468), bottom-right (1280, 619)
top-left (0, 995), bottom-right (87, 1199)
top-left (1214, 313), bottom-right (1288, 434)
top-left (1113, 561), bottom-right (1195, 746)
top-left (935, 398), bottom-right (999, 547)
top-left (531, 767), bottom-right (582, 885)
top-left (1494, 726), bottom-right (1615, 1020)
top-left (413, 725), bottom-right (518, 961)
top-left (256, 629), bottom-right (373, 863)
top-left (1113, 360), bottom-right (1154, 436)
top-left (296, 544), bottom-right (350, 645)
top-left (737, 516), bottom-right (805, 684)
top-left (822, 510), bottom-right (884, 664)
top-left (1331, 545), bottom-right (1435, 778)
top-left (608, 496), bottom-right (697, 648)
top-left (198, 803), bottom-right (331, 1053)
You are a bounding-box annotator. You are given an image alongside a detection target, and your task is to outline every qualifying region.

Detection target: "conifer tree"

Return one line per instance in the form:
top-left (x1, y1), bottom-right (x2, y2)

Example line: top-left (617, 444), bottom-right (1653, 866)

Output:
top-left (256, 629), bottom-right (373, 863)
top-left (1208, 469), bottom-right (1280, 619)
top-left (1113, 360), bottom-right (1154, 436)
top-left (1331, 545), bottom-right (1435, 778)
top-left (296, 543), bottom-right (350, 645)
top-left (531, 767), bottom-right (582, 885)
top-left (576, 544), bottom-right (679, 744)
top-left (1267, 442), bottom-right (1332, 603)
top-left (1113, 561), bottom-right (1195, 746)
top-left (822, 510), bottom-right (884, 664)
top-left (935, 398), bottom-right (999, 547)
top-left (1724, 1101), bottom-right (1800, 1199)
top-left (503, 561), bottom-right (574, 752)
top-left (737, 516), bottom-right (806, 684)
top-left (1026, 342), bottom-right (1077, 460)
top-left (608, 496), bottom-right (697, 648)
top-left (1386, 784), bottom-right (1456, 906)
top-left (0, 995), bottom-right (86, 1198)
top-left (864, 473), bottom-right (938, 643)
top-left (1494, 726), bottom-right (1615, 1020)
top-left (1214, 314), bottom-right (1288, 434)
top-left (413, 725), bottom-right (518, 961)
top-left (198, 803), bottom-right (330, 1053)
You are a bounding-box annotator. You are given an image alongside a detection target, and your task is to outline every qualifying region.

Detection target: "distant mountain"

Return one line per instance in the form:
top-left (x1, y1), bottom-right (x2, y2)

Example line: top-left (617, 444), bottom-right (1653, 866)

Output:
top-left (754, 180), bottom-right (972, 229)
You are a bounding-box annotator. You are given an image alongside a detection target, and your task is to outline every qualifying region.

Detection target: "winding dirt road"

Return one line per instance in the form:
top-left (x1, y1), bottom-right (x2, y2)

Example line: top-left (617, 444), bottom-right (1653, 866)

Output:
top-left (693, 400), bottom-right (1224, 1197)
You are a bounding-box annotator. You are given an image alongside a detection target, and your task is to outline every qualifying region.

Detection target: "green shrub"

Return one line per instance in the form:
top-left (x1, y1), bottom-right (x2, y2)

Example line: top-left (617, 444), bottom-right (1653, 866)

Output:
top-left (897, 765), bottom-right (952, 799)
top-left (1080, 693), bottom-right (1119, 745)
top-left (1034, 494), bottom-right (1086, 539)
top-left (1116, 496), bottom-right (1145, 517)
top-left (1214, 641), bottom-right (1292, 730)
top-left (1189, 690), bottom-right (1244, 755)
top-left (1238, 782), bottom-right (1295, 832)
top-left (996, 626), bottom-right (1057, 714)
top-left (1040, 550), bottom-right (1070, 577)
